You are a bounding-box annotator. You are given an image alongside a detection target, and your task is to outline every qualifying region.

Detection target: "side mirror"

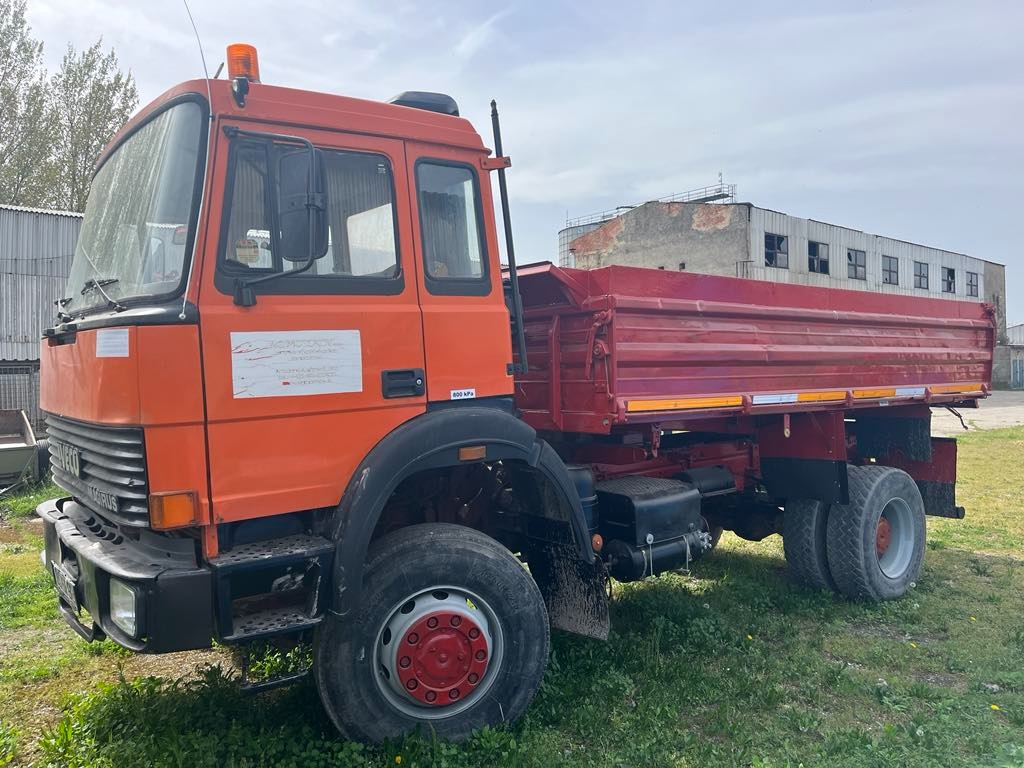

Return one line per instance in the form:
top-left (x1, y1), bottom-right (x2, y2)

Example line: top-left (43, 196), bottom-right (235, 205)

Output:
top-left (278, 147), bottom-right (328, 262)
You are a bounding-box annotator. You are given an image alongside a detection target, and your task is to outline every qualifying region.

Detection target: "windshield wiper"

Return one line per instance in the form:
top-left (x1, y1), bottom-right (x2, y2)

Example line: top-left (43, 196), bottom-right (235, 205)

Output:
top-left (75, 242), bottom-right (125, 310)
top-left (53, 296), bottom-right (74, 322)
top-left (82, 277), bottom-right (126, 312)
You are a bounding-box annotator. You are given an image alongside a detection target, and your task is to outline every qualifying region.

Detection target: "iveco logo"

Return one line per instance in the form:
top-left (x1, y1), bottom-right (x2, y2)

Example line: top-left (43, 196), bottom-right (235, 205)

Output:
top-left (51, 440), bottom-right (81, 478)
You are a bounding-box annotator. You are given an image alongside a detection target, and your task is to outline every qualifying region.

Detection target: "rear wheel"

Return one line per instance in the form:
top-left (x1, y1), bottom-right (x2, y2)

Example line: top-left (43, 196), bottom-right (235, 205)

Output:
top-left (315, 523), bottom-right (550, 743)
top-left (782, 499), bottom-right (836, 592)
top-left (826, 465), bottom-right (925, 601)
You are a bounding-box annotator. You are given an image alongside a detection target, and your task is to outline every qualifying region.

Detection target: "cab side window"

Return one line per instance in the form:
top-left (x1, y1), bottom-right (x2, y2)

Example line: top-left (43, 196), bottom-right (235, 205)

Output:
top-left (224, 143), bottom-right (274, 269)
top-left (416, 161), bottom-right (490, 295)
top-left (219, 140), bottom-right (402, 293)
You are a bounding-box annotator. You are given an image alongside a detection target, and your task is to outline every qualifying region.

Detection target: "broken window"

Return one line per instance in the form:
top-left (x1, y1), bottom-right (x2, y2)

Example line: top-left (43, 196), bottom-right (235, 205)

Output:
top-left (914, 261), bottom-right (929, 289)
top-left (847, 249), bottom-right (866, 280)
top-left (765, 233), bottom-right (789, 269)
top-left (942, 267), bottom-right (956, 293)
top-left (882, 255), bottom-right (898, 285)
top-left (808, 241), bottom-right (829, 274)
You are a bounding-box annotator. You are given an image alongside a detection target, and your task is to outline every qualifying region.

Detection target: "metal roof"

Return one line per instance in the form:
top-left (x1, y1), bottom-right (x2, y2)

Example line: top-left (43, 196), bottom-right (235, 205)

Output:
top-left (0, 203), bottom-right (83, 218)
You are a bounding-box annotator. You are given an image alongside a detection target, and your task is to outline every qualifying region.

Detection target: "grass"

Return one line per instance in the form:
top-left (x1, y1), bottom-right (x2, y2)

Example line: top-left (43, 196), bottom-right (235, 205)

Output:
top-left (2, 429), bottom-right (1023, 767)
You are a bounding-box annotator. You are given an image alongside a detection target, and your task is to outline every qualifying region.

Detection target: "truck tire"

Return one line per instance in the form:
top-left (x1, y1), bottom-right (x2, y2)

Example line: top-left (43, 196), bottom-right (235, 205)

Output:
top-left (314, 523), bottom-right (550, 743)
top-left (782, 499), bottom-right (836, 592)
top-left (826, 465), bottom-right (925, 601)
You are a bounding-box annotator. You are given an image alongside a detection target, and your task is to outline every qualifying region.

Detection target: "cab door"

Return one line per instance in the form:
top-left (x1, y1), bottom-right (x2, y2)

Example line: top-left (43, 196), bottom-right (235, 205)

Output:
top-left (404, 142), bottom-right (514, 403)
top-left (198, 125), bottom-right (426, 524)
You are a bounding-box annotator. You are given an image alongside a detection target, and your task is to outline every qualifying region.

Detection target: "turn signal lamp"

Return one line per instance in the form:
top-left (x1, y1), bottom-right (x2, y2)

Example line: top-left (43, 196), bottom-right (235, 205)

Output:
top-left (226, 43), bottom-right (260, 82)
top-left (150, 491), bottom-right (200, 530)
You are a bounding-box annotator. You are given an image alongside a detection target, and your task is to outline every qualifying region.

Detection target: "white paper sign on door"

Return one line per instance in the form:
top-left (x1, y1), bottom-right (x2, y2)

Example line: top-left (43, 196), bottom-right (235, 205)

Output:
top-left (230, 330), bottom-right (362, 398)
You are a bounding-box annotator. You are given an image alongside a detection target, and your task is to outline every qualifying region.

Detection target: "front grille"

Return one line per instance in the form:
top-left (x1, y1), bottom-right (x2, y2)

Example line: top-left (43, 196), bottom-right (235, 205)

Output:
top-left (44, 413), bottom-right (149, 527)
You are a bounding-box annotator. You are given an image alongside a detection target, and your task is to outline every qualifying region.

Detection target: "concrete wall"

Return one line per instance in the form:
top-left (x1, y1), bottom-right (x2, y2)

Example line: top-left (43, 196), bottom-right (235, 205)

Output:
top-left (984, 261), bottom-right (1008, 341)
top-left (993, 346), bottom-right (1011, 390)
top-left (569, 201), bottom-right (749, 274)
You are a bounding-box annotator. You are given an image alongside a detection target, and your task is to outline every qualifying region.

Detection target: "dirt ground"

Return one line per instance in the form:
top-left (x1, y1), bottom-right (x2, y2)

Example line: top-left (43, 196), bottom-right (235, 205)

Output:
top-left (932, 389), bottom-right (1024, 436)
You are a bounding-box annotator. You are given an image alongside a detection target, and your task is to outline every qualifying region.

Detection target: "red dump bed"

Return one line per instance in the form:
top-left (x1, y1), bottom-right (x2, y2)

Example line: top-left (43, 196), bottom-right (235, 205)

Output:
top-left (514, 263), bottom-right (995, 434)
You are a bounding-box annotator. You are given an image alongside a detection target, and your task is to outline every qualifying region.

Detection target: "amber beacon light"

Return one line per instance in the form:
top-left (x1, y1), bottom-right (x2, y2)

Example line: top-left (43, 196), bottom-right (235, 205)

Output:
top-left (226, 43), bottom-right (260, 82)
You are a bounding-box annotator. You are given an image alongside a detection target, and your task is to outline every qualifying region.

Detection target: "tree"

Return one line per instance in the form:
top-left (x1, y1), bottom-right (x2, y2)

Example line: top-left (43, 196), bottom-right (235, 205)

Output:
top-left (0, 0), bottom-right (138, 211)
top-left (46, 40), bottom-right (138, 211)
top-left (0, 0), bottom-right (51, 206)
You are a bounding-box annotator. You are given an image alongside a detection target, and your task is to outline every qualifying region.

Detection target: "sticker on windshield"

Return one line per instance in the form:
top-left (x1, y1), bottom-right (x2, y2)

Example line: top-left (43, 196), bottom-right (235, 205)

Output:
top-left (231, 330), bottom-right (362, 398)
top-left (95, 328), bottom-right (129, 358)
top-left (234, 238), bottom-right (260, 265)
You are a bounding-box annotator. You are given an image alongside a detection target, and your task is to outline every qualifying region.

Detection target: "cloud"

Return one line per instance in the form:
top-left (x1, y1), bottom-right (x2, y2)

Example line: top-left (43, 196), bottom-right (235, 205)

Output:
top-left (24, 0), bottom-right (1024, 322)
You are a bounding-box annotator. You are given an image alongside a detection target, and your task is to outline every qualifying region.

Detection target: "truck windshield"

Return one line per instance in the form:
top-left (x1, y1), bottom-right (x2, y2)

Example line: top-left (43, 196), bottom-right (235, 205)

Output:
top-left (65, 100), bottom-right (205, 313)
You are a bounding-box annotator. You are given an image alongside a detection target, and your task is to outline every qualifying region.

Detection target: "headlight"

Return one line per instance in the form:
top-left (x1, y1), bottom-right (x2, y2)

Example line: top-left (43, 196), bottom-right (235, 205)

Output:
top-left (109, 578), bottom-right (138, 637)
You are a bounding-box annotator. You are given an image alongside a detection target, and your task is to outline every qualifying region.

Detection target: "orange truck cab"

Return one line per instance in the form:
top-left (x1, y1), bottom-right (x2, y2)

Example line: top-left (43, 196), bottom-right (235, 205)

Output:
top-left (35, 45), bottom-right (992, 743)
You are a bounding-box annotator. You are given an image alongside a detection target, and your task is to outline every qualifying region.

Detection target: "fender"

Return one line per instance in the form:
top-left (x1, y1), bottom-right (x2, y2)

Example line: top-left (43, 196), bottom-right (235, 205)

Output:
top-left (324, 402), bottom-right (594, 616)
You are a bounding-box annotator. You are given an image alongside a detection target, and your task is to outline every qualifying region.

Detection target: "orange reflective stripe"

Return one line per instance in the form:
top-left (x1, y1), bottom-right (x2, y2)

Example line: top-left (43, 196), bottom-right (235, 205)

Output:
top-left (626, 395), bottom-right (743, 413)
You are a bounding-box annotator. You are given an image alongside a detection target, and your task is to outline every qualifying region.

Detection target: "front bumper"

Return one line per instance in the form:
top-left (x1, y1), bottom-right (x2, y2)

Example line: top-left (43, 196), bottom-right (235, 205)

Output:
top-left (37, 497), bottom-right (213, 652)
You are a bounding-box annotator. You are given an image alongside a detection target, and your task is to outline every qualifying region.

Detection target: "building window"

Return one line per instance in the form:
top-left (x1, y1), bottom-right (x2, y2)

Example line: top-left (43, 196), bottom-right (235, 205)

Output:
top-left (808, 241), bottom-right (829, 274)
top-left (847, 249), bottom-right (866, 280)
top-left (967, 271), bottom-right (979, 297)
top-left (942, 267), bottom-right (955, 293)
top-left (882, 255), bottom-right (898, 285)
top-left (914, 261), bottom-right (929, 289)
top-left (765, 233), bottom-right (788, 269)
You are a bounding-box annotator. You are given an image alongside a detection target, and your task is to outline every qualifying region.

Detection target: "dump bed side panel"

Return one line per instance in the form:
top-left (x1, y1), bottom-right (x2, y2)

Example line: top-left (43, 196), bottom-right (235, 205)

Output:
top-left (515, 264), bottom-right (994, 433)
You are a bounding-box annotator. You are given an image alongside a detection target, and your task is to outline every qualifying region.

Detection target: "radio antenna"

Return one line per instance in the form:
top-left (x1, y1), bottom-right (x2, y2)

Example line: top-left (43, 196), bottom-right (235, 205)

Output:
top-left (179, 0), bottom-right (214, 320)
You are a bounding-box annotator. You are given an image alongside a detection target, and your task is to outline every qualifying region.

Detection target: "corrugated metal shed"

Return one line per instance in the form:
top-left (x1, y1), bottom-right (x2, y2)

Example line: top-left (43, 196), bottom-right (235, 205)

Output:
top-left (1008, 324), bottom-right (1024, 346)
top-left (0, 204), bottom-right (82, 362)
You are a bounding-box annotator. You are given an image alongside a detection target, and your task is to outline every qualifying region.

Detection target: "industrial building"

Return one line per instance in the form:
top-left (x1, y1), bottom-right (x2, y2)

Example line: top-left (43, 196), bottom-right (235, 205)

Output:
top-left (559, 189), bottom-right (1011, 388)
top-left (1007, 324), bottom-right (1024, 390)
top-left (0, 204), bottom-right (82, 428)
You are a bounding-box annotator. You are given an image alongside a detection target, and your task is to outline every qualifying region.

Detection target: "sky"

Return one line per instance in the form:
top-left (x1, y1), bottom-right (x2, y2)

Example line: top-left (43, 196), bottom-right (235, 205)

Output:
top-left (26, 0), bottom-right (1024, 325)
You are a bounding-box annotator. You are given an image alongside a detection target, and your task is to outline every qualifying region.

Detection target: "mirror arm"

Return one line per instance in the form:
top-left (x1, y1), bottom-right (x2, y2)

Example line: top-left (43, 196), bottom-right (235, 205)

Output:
top-left (224, 126), bottom-right (323, 307)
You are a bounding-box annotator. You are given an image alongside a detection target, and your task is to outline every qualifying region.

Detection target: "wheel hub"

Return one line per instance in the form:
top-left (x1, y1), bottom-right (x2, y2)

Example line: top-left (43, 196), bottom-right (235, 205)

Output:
top-left (375, 587), bottom-right (501, 718)
top-left (395, 610), bottom-right (489, 705)
top-left (875, 517), bottom-right (892, 555)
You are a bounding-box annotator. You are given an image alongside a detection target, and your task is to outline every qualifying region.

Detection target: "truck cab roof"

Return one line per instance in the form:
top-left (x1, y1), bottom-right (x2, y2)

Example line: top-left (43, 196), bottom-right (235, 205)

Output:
top-left (99, 78), bottom-right (488, 170)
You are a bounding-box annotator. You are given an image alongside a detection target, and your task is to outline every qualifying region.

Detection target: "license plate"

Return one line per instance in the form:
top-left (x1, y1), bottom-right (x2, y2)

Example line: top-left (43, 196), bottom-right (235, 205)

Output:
top-left (52, 561), bottom-right (78, 611)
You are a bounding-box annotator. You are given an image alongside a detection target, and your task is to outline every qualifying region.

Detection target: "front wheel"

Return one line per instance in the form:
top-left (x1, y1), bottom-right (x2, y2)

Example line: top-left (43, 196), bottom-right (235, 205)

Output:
top-left (315, 523), bottom-right (550, 743)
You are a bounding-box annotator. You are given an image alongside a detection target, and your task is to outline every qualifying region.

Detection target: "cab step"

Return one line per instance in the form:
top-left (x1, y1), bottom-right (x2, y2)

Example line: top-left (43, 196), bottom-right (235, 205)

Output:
top-left (210, 533), bottom-right (335, 643)
top-left (209, 533), bottom-right (335, 572)
top-left (223, 605), bottom-right (321, 643)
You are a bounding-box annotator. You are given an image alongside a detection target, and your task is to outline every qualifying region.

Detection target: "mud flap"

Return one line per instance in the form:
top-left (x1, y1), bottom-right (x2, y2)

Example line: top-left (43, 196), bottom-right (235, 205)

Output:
top-left (525, 542), bottom-right (609, 641)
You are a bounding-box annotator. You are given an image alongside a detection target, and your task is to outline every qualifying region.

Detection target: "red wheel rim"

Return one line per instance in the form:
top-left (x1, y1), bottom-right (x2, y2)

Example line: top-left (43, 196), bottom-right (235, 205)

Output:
top-left (875, 516), bottom-right (892, 555)
top-left (394, 610), bottom-right (489, 706)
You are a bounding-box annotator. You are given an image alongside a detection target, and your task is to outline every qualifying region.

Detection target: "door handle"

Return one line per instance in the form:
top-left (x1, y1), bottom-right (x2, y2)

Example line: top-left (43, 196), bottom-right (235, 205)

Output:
top-left (381, 369), bottom-right (425, 398)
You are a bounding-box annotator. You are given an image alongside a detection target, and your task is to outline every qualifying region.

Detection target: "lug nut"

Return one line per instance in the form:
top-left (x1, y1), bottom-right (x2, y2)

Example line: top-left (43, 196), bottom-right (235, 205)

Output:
top-left (468, 628), bottom-right (480, 639)
top-left (399, 656), bottom-right (411, 668)
top-left (406, 679), bottom-right (418, 690)
top-left (425, 691), bottom-right (437, 703)
top-left (407, 632), bottom-right (419, 644)
top-left (427, 617), bottom-right (438, 628)
top-left (475, 650), bottom-right (486, 661)
top-left (449, 688), bottom-right (460, 699)
top-left (450, 616), bottom-right (462, 627)
top-left (468, 673), bottom-right (479, 684)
